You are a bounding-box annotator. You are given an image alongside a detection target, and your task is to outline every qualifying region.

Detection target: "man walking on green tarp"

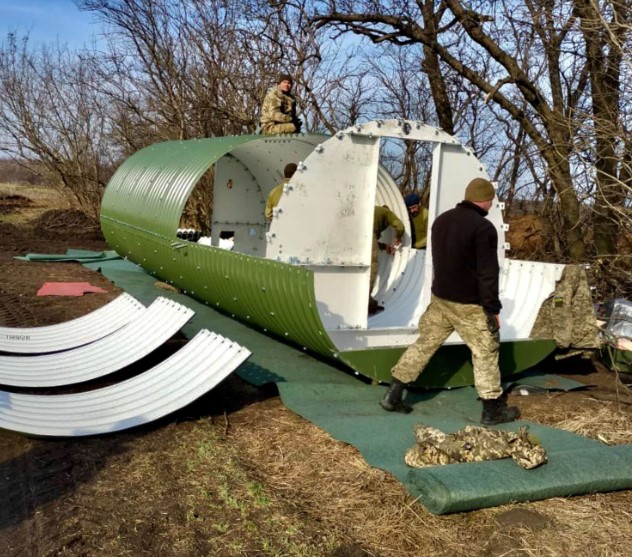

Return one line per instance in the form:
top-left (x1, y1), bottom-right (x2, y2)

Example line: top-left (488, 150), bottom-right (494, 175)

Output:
top-left (381, 178), bottom-right (521, 426)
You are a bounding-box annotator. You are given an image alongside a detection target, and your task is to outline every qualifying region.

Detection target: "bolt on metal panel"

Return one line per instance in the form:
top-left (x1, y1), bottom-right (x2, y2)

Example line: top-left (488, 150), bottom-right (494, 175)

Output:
top-left (0, 293), bottom-right (145, 354)
top-left (0, 329), bottom-right (251, 437)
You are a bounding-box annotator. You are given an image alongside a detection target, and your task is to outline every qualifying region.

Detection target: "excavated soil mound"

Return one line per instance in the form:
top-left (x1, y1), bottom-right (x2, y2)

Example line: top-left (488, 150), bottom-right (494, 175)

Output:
top-left (0, 193), bottom-right (32, 214)
top-left (30, 209), bottom-right (104, 241)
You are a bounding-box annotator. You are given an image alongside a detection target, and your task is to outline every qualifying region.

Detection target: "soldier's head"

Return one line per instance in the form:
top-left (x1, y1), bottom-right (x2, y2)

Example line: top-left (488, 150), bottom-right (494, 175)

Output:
top-left (284, 163), bottom-right (297, 178)
top-left (404, 193), bottom-right (421, 217)
top-left (277, 73), bottom-right (293, 93)
top-left (464, 178), bottom-right (495, 211)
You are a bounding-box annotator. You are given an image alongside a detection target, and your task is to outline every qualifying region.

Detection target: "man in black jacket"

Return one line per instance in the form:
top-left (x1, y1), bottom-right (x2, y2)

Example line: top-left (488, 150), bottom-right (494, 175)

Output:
top-left (380, 178), bottom-right (520, 426)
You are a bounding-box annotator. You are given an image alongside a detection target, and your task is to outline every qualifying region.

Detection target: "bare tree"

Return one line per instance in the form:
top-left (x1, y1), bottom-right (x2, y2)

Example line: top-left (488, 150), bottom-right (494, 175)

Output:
top-left (573, 0), bottom-right (630, 255)
top-left (311, 0), bottom-right (632, 262)
top-left (0, 35), bottom-right (113, 217)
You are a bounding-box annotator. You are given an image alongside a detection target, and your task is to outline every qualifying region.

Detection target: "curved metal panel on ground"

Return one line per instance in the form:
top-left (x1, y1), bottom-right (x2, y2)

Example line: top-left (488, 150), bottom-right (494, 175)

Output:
top-left (0, 329), bottom-right (251, 437)
top-left (0, 297), bottom-right (194, 387)
top-left (0, 294), bottom-right (145, 354)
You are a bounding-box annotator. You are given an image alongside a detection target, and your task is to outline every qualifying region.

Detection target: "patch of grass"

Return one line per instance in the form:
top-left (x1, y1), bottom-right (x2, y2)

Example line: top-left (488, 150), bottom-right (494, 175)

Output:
top-left (247, 481), bottom-right (271, 507)
top-left (217, 479), bottom-right (248, 514)
top-left (213, 521), bottom-right (229, 533)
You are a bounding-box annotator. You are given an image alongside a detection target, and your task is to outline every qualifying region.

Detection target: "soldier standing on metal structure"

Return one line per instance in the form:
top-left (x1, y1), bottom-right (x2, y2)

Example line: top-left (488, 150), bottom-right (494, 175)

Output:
top-left (265, 163), bottom-right (297, 221)
top-left (380, 178), bottom-right (521, 426)
top-left (260, 74), bottom-right (302, 135)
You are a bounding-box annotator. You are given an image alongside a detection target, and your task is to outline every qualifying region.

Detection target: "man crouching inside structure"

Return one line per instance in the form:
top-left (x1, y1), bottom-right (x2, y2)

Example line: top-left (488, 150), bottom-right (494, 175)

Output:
top-left (380, 178), bottom-right (521, 426)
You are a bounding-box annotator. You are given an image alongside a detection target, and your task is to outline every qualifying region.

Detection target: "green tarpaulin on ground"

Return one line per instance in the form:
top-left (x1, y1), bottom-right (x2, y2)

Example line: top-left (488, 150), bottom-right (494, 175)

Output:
top-left (21, 250), bottom-right (632, 514)
top-left (17, 250), bottom-right (121, 263)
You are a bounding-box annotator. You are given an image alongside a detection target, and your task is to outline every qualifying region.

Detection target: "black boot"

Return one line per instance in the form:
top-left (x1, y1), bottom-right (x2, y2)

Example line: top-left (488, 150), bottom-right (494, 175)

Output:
top-left (481, 393), bottom-right (520, 426)
top-left (380, 378), bottom-right (412, 413)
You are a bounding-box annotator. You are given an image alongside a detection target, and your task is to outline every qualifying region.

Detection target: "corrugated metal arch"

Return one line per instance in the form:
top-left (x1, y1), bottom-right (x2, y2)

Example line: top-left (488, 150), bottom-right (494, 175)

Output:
top-left (101, 134), bottom-right (339, 359)
top-left (101, 136), bottom-right (257, 238)
top-left (0, 293), bottom-right (145, 354)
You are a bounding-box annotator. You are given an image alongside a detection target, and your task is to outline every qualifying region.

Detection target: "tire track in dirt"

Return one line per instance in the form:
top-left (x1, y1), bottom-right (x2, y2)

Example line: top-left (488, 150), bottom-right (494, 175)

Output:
top-left (0, 288), bottom-right (36, 328)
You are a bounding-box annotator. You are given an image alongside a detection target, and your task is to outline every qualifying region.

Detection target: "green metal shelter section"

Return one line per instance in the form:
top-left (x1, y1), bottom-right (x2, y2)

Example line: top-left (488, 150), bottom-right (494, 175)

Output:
top-left (102, 136), bottom-right (252, 238)
top-left (100, 134), bottom-right (338, 359)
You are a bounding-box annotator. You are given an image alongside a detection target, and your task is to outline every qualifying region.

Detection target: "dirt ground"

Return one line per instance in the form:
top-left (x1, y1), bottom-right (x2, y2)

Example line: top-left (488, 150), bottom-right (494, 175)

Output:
top-left (2, 187), bottom-right (632, 557)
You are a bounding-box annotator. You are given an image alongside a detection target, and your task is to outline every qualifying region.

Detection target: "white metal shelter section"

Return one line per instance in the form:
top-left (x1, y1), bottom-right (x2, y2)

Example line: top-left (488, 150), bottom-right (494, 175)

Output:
top-left (201, 119), bottom-right (562, 352)
top-left (0, 293), bottom-right (145, 354)
top-left (263, 120), bottom-right (508, 340)
top-left (0, 329), bottom-right (251, 437)
top-left (0, 297), bottom-right (194, 387)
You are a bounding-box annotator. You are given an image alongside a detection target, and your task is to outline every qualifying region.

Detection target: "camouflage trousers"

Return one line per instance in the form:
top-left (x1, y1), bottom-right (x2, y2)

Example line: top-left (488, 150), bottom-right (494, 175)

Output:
top-left (261, 122), bottom-right (299, 135)
top-left (392, 295), bottom-right (503, 399)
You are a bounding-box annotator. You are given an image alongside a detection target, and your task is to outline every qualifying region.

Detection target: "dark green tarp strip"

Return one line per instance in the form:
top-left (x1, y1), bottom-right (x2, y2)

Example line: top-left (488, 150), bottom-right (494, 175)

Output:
top-left (17, 250), bottom-right (121, 263)
top-left (25, 250), bottom-right (632, 514)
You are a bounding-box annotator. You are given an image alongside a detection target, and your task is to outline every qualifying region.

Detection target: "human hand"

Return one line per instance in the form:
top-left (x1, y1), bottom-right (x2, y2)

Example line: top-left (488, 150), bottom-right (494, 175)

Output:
top-left (485, 313), bottom-right (500, 335)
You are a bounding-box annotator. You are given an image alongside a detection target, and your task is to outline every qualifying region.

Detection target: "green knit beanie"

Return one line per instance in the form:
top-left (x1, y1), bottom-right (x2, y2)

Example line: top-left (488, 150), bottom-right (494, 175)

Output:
top-left (464, 178), bottom-right (495, 202)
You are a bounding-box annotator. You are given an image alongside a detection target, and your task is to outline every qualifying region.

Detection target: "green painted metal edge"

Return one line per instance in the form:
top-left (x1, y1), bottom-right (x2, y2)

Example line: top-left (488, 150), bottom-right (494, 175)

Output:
top-left (335, 339), bottom-right (557, 387)
top-left (100, 219), bottom-right (338, 359)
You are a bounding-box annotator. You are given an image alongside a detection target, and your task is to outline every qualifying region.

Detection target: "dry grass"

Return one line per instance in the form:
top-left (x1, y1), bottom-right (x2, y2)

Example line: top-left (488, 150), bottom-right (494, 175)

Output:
top-left (228, 395), bottom-right (632, 557)
top-left (551, 401), bottom-right (632, 445)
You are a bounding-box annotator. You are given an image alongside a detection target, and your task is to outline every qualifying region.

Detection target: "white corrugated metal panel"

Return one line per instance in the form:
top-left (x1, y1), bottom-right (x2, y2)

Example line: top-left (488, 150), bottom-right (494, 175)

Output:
top-left (327, 257), bottom-right (564, 351)
top-left (371, 248), bottom-right (427, 328)
top-left (0, 329), bottom-right (251, 437)
top-left (0, 297), bottom-right (194, 387)
top-left (499, 259), bottom-right (564, 340)
top-left (0, 294), bottom-right (145, 354)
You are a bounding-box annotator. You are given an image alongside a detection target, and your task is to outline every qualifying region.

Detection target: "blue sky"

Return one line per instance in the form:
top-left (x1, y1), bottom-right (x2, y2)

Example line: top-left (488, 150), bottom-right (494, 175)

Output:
top-left (0, 0), bottom-right (103, 47)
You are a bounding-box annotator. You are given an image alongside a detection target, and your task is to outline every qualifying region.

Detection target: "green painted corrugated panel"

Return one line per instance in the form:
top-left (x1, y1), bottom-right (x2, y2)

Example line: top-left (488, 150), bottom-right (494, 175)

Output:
top-left (336, 339), bottom-right (557, 387)
top-left (101, 136), bottom-right (258, 237)
top-left (101, 221), bottom-right (337, 357)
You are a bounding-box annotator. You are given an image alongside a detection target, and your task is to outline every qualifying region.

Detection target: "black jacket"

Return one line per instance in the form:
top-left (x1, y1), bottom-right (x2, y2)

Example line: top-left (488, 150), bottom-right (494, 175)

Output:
top-left (431, 201), bottom-right (502, 314)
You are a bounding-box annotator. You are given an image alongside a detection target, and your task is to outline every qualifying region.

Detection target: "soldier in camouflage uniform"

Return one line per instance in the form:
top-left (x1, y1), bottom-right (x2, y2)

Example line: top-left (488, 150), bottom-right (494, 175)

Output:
top-left (381, 178), bottom-right (521, 426)
top-left (260, 73), bottom-right (302, 135)
top-left (404, 424), bottom-right (547, 470)
top-left (369, 205), bottom-right (405, 314)
top-left (265, 163), bottom-right (297, 220)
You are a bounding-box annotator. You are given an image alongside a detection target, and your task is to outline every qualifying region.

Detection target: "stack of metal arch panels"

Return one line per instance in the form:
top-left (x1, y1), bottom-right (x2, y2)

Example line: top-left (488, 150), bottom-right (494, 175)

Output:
top-left (0, 297), bottom-right (194, 387)
top-left (0, 329), bottom-right (250, 437)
